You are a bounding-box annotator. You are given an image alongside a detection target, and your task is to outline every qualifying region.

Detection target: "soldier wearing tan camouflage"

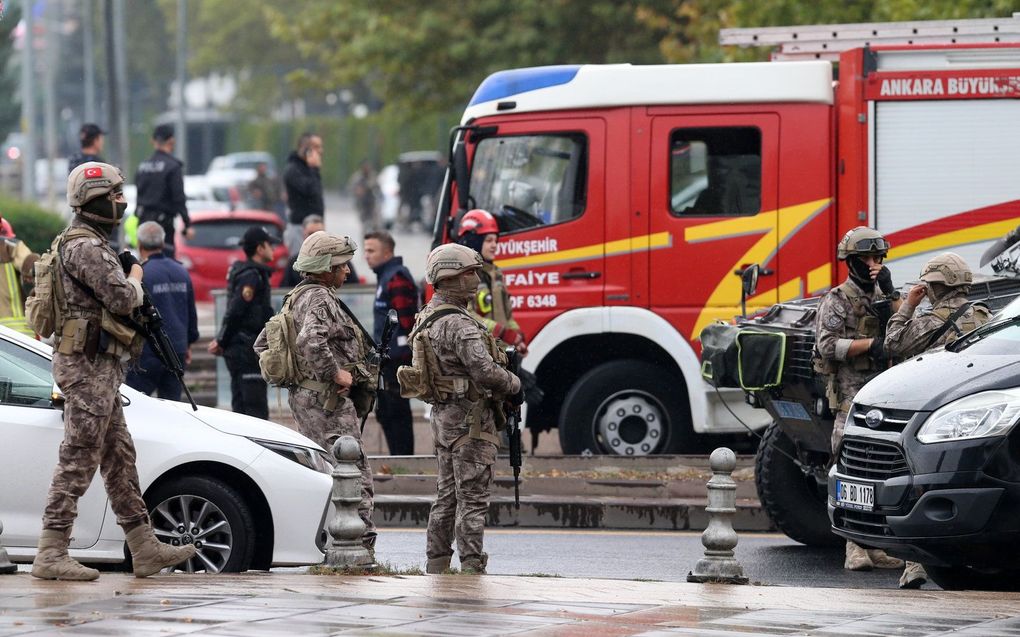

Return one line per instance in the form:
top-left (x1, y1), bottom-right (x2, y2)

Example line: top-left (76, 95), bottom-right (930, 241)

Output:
top-left (814, 226), bottom-right (904, 573)
top-left (883, 252), bottom-right (990, 589)
top-left (32, 162), bottom-right (196, 581)
top-left (254, 231), bottom-right (378, 555)
top-left (416, 243), bottom-right (521, 575)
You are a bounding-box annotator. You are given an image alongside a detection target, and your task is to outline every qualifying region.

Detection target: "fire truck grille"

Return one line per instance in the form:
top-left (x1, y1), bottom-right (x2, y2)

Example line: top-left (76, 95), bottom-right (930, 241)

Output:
top-left (838, 438), bottom-right (909, 481)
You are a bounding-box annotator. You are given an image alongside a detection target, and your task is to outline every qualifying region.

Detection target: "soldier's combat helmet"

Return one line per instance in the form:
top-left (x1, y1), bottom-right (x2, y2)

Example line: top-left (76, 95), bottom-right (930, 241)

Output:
top-left (919, 252), bottom-right (972, 287)
top-left (837, 226), bottom-right (890, 260)
top-left (67, 161), bottom-right (126, 225)
top-left (293, 231), bottom-right (357, 273)
top-left (426, 243), bottom-right (483, 285)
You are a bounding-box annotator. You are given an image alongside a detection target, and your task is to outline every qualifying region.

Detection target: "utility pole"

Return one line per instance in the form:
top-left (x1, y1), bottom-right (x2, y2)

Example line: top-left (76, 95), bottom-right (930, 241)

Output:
top-left (113, 0), bottom-right (128, 172)
top-left (42, 0), bottom-right (59, 209)
top-left (103, 0), bottom-right (116, 165)
top-left (20, 0), bottom-right (36, 200)
top-left (175, 0), bottom-right (187, 172)
top-left (82, 0), bottom-right (96, 123)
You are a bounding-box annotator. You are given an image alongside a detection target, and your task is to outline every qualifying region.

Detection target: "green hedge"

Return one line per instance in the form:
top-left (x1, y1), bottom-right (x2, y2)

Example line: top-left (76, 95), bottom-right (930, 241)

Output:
top-left (0, 195), bottom-right (67, 253)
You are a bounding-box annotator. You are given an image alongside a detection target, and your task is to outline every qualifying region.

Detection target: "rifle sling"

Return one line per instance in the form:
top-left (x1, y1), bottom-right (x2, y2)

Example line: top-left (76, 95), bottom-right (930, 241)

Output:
top-left (923, 302), bottom-right (972, 350)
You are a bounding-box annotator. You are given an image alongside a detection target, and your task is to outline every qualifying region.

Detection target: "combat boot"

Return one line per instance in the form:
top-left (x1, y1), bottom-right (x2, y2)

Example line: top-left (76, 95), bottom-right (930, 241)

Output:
top-left (460, 552), bottom-right (488, 574)
top-left (31, 529), bottom-right (99, 581)
top-left (899, 561), bottom-right (928, 589)
top-left (866, 549), bottom-right (904, 569)
top-left (125, 525), bottom-right (197, 578)
top-left (844, 541), bottom-right (873, 571)
top-left (426, 555), bottom-right (452, 574)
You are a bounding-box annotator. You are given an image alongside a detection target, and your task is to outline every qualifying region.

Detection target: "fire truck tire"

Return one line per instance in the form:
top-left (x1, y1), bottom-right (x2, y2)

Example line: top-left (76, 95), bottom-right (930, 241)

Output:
top-left (755, 421), bottom-right (841, 547)
top-left (558, 360), bottom-right (690, 456)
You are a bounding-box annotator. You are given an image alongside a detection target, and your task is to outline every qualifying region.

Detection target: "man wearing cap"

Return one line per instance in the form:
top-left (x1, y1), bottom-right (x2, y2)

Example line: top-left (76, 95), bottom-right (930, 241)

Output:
top-left (255, 231), bottom-right (378, 558)
top-left (207, 226), bottom-right (277, 419)
top-left (67, 124), bottom-right (106, 174)
top-left (135, 124), bottom-right (192, 257)
top-left (125, 221), bottom-right (199, 402)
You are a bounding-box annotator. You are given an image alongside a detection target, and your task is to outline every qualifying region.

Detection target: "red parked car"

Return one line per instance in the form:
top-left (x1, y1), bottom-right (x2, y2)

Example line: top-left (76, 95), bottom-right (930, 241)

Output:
top-left (175, 210), bottom-right (289, 302)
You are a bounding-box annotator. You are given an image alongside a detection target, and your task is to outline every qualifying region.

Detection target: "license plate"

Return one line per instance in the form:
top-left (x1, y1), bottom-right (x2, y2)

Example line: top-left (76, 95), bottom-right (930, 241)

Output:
top-left (835, 480), bottom-right (874, 511)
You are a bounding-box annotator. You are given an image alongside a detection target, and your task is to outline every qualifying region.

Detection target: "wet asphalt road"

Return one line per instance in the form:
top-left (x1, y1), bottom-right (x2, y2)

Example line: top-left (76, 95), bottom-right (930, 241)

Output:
top-left (346, 529), bottom-right (916, 589)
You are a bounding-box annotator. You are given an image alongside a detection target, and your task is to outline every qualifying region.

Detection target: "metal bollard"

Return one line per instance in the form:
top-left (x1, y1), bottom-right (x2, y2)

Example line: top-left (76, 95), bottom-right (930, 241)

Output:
top-left (324, 436), bottom-right (375, 570)
top-left (687, 447), bottom-right (748, 584)
top-left (0, 520), bottom-right (16, 575)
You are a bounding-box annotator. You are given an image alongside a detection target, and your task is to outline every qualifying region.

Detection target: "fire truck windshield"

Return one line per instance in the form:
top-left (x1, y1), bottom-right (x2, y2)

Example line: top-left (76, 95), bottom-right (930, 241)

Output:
top-left (469, 133), bottom-right (587, 233)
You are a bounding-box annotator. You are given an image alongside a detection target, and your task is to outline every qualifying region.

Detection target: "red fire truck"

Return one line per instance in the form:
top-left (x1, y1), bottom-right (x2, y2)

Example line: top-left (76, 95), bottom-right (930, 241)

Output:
top-left (432, 16), bottom-right (1020, 456)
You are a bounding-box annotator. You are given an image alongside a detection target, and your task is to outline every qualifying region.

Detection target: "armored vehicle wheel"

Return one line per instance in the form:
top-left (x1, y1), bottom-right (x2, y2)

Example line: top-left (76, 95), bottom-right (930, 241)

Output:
top-left (755, 421), bottom-right (840, 547)
top-left (558, 360), bottom-right (690, 456)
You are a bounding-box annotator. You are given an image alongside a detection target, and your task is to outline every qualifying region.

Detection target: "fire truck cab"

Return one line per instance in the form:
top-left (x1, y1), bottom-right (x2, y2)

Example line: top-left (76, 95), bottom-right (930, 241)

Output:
top-left (433, 16), bottom-right (1020, 456)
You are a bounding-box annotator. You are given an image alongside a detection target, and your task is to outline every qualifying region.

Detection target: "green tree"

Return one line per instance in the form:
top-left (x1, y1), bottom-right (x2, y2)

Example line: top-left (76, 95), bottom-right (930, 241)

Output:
top-left (264, 0), bottom-right (675, 113)
top-left (0, 2), bottom-right (22, 142)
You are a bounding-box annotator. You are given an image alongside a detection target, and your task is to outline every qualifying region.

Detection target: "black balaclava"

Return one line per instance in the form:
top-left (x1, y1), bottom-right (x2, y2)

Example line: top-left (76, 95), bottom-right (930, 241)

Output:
top-left (846, 255), bottom-right (876, 293)
top-left (79, 195), bottom-right (126, 238)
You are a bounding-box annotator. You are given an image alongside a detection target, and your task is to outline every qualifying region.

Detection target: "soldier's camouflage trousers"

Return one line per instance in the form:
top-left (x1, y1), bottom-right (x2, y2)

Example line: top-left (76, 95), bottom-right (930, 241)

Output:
top-left (426, 438), bottom-right (496, 563)
top-left (43, 352), bottom-right (149, 532)
top-left (290, 386), bottom-right (376, 535)
top-left (832, 410), bottom-right (849, 456)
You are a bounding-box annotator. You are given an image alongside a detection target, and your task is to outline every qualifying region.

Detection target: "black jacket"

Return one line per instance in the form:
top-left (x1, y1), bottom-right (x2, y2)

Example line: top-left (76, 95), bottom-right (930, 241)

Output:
top-left (283, 151), bottom-right (324, 225)
top-left (136, 149), bottom-right (189, 228)
top-left (217, 259), bottom-right (274, 348)
top-left (68, 152), bottom-right (105, 174)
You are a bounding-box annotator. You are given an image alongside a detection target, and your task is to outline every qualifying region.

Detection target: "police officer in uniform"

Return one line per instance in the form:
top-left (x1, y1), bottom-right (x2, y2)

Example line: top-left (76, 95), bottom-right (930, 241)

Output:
top-left (32, 162), bottom-right (196, 580)
top-left (255, 231), bottom-right (379, 557)
top-left (135, 124), bottom-right (192, 256)
top-left (884, 252), bottom-right (991, 588)
top-left (814, 226), bottom-right (904, 572)
top-left (415, 243), bottom-right (522, 574)
top-left (456, 209), bottom-right (527, 354)
top-left (208, 227), bottom-right (277, 420)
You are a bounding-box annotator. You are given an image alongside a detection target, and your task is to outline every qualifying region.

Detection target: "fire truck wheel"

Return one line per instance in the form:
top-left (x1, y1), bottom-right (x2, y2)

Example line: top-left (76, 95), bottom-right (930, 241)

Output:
top-left (558, 360), bottom-right (689, 456)
top-left (755, 421), bottom-right (841, 547)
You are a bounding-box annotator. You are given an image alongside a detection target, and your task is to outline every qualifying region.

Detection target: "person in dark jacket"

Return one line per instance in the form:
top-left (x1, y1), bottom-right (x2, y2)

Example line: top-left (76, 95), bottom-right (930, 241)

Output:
top-left (207, 226), bottom-right (277, 419)
top-left (67, 123), bottom-right (106, 174)
top-left (125, 221), bottom-right (199, 401)
top-left (364, 230), bottom-right (419, 455)
top-left (282, 133), bottom-right (324, 256)
top-left (135, 124), bottom-right (192, 256)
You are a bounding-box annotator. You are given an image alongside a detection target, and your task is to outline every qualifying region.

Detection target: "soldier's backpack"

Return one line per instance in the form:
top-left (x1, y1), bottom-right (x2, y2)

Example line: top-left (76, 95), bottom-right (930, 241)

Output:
top-left (25, 229), bottom-right (89, 339)
top-left (257, 282), bottom-right (323, 387)
top-left (396, 304), bottom-right (467, 402)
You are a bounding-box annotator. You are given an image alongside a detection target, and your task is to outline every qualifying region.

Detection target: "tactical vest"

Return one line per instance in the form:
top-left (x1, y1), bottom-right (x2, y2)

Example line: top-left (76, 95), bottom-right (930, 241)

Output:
top-left (929, 302), bottom-right (992, 347)
top-left (813, 280), bottom-right (883, 375)
top-left (398, 303), bottom-right (509, 448)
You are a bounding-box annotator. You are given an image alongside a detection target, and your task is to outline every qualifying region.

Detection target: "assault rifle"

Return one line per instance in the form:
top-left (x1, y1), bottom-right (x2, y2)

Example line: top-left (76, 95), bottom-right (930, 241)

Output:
top-left (505, 347), bottom-right (523, 509)
top-left (360, 309), bottom-right (399, 433)
top-left (135, 287), bottom-right (198, 411)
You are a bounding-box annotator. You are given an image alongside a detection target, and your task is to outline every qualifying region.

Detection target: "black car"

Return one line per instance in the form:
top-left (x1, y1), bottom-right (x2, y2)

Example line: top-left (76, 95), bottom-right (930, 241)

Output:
top-left (828, 298), bottom-right (1020, 590)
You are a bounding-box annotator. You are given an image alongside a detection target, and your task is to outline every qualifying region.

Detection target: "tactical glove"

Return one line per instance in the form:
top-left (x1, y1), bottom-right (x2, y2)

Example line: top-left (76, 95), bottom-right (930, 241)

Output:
top-left (118, 250), bottom-right (140, 274)
top-left (868, 337), bottom-right (886, 361)
top-left (510, 385), bottom-right (526, 406)
top-left (876, 266), bottom-right (895, 296)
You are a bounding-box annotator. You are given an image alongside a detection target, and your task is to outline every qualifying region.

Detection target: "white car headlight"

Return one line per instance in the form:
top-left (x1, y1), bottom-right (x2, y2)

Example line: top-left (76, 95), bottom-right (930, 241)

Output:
top-left (917, 389), bottom-right (1020, 444)
top-left (249, 438), bottom-right (333, 474)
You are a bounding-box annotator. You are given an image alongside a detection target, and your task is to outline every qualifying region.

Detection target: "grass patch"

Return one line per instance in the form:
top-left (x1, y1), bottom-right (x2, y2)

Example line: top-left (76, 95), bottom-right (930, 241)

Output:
top-left (520, 572), bottom-right (563, 578)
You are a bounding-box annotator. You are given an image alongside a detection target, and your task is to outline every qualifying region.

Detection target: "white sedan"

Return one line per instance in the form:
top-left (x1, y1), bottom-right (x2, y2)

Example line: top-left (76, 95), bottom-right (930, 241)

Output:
top-left (0, 327), bottom-right (332, 573)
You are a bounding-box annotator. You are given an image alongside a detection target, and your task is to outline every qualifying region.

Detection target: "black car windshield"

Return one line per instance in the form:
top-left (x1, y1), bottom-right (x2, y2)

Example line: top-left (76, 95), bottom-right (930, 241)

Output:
top-left (950, 296), bottom-right (1020, 354)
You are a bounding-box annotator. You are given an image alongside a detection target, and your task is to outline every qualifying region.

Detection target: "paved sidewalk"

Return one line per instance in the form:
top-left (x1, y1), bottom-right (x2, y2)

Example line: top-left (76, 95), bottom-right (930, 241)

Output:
top-left (2, 572), bottom-right (1020, 636)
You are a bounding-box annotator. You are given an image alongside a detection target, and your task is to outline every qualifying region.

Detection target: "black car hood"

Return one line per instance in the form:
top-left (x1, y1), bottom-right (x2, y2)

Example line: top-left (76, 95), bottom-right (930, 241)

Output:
top-left (853, 350), bottom-right (1020, 412)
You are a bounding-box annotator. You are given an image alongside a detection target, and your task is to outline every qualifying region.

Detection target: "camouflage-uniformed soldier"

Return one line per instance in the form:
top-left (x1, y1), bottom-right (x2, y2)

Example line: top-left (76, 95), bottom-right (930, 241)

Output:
top-left (814, 226), bottom-right (904, 572)
top-left (884, 252), bottom-right (991, 589)
top-left (254, 231), bottom-right (378, 554)
top-left (32, 162), bottom-right (196, 581)
top-left (416, 243), bottom-right (522, 574)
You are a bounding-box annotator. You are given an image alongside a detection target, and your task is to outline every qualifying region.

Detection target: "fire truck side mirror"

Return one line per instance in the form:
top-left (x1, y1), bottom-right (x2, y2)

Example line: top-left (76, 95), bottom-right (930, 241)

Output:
top-left (741, 264), bottom-right (760, 299)
top-left (453, 137), bottom-right (470, 211)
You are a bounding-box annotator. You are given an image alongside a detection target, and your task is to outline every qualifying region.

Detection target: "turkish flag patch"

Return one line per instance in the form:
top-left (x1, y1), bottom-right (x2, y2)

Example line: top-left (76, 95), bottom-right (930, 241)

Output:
top-left (84, 167), bottom-right (103, 179)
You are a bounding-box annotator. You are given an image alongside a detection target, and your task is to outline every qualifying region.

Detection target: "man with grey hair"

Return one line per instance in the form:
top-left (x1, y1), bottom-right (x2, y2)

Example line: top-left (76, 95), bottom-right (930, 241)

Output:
top-left (125, 221), bottom-right (198, 402)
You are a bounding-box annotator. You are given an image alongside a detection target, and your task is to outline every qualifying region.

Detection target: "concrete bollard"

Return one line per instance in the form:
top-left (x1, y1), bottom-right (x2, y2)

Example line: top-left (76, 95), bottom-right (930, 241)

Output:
top-left (687, 447), bottom-right (748, 584)
top-left (0, 520), bottom-right (16, 575)
top-left (324, 436), bottom-right (375, 570)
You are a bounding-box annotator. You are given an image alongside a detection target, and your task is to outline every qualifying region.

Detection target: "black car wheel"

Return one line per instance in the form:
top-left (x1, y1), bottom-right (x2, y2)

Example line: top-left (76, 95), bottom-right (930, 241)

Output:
top-left (145, 476), bottom-right (256, 573)
top-left (755, 421), bottom-right (841, 547)
top-left (559, 360), bottom-right (689, 456)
